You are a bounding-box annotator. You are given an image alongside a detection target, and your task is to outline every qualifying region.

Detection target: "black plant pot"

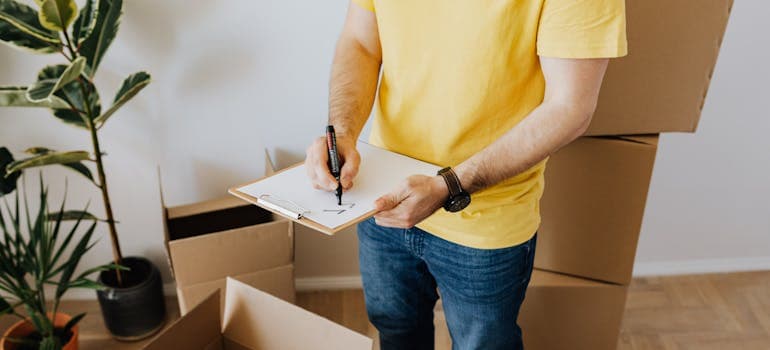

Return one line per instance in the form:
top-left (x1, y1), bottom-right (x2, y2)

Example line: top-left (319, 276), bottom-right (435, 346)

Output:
top-left (96, 256), bottom-right (167, 341)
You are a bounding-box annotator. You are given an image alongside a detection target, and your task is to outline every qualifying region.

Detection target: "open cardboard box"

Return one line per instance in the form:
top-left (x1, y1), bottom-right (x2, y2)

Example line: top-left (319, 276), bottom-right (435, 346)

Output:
top-left (160, 154), bottom-right (296, 315)
top-left (587, 0), bottom-right (733, 135)
top-left (435, 269), bottom-right (628, 350)
top-left (536, 135), bottom-right (658, 285)
top-left (145, 277), bottom-right (373, 350)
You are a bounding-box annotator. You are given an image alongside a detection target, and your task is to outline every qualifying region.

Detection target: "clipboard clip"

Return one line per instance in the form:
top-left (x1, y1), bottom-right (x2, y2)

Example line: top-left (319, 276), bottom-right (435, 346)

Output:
top-left (257, 195), bottom-right (310, 220)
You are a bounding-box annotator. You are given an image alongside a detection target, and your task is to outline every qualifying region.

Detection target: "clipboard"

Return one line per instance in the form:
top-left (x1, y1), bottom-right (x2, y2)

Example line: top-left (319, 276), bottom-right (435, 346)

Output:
top-left (228, 141), bottom-right (441, 235)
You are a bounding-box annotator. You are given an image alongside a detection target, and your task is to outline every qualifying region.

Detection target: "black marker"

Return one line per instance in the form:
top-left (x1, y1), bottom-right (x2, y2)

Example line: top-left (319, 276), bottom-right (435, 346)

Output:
top-left (326, 125), bottom-right (343, 205)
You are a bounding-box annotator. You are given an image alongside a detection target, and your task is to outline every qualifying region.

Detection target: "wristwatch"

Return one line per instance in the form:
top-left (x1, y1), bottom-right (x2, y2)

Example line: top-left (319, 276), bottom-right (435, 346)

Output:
top-left (437, 167), bottom-right (471, 212)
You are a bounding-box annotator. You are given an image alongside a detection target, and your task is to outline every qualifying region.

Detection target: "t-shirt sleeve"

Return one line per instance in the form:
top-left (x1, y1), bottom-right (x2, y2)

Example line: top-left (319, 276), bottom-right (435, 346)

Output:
top-left (537, 0), bottom-right (628, 58)
top-left (351, 0), bottom-right (374, 12)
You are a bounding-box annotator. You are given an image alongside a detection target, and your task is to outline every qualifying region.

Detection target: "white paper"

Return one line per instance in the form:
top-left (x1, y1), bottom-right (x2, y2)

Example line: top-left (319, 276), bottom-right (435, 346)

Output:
top-left (237, 142), bottom-right (441, 230)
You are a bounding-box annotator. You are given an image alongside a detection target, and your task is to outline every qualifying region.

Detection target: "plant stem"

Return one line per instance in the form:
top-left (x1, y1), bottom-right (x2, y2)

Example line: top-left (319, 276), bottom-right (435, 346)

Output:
top-left (87, 108), bottom-right (124, 286)
top-left (62, 29), bottom-right (125, 286)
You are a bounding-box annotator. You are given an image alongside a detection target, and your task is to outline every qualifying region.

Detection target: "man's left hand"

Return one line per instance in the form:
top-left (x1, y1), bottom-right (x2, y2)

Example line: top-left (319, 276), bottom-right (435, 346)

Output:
top-left (373, 175), bottom-right (449, 228)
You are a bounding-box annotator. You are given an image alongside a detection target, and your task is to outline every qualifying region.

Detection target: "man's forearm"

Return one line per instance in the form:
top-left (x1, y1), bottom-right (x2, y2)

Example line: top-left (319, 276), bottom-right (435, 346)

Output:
top-left (454, 101), bottom-right (593, 194)
top-left (328, 36), bottom-right (381, 141)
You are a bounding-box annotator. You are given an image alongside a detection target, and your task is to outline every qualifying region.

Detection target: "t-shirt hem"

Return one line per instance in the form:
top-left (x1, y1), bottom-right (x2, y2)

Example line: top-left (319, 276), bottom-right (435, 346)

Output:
top-left (416, 221), bottom-right (540, 250)
top-left (537, 43), bottom-right (628, 59)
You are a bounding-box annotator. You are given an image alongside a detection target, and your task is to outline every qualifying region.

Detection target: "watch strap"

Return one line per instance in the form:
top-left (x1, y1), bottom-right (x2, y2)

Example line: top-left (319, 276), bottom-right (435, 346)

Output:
top-left (438, 167), bottom-right (463, 197)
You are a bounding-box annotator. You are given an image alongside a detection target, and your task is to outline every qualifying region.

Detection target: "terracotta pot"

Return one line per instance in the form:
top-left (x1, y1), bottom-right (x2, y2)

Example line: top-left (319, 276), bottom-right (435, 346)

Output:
top-left (0, 312), bottom-right (78, 350)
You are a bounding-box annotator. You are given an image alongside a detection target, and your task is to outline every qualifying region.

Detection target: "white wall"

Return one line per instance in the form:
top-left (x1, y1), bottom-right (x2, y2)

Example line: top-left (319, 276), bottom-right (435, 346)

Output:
top-left (0, 1), bottom-right (767, 297)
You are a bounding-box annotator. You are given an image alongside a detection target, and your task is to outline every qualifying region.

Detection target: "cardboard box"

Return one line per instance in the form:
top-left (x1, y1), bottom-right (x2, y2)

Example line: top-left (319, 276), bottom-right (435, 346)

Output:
top-left (586, 0), bottom-right (733, 135)
top-left (536, 135), bottom-right (658, 285)
top-left (435, 269), bottom-right (628, 350)
top-left (145, 277), bottom-right (373, 350)
top-left (162, 194), bottom-right (295, 314)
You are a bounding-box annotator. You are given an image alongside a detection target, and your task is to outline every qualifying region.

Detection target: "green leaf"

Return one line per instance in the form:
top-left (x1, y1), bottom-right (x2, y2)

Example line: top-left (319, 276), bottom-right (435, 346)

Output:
top-left (71, 0), bottom-right (98, 45)
top-left (0, 86), bottom-right (69, 108)
top-left (0, 0), bottom-right (61, 53)
top-left (38, 0), bottom-right (77, 32)
top-left (25, 305), bottom-right (51, 334)
top-left (79, 0), bottom-right (121, 76)
top-left (56, 221), bottom-right (97, 299)
top-left (26, 57), bottom-right (86, 102)
top-left (1, 147), bottom-right (21, 196)
top-left (39, 336), bottom-right (60, 350)
top-left (62, 312), bottom-right (85, 334)
top-left (6, 150), bottom-right (91, 174)
top-left (95, 71), bottom-right (150, 125)
top-left (36, 65), bottom-right (101, 129)
top-left (80, 0), bottom-right (123, 77)
top-left (68, 278), bottom-right (102, 290)
top-left (74, 262), bottom-right (125, 282)
top-left (24, 147), bottom-right (94, 182)
top-left (47, 210), bottom-right (103, 222)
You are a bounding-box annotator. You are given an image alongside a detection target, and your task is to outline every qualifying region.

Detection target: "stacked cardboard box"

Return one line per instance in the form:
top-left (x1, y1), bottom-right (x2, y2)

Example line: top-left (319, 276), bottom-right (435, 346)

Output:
top-left (435, 0), bottom-right (732, 348)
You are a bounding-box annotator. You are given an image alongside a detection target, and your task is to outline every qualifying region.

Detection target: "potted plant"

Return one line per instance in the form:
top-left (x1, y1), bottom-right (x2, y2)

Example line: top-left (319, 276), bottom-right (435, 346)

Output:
top-left (0, 177), bottom-right (119, 350)
top-left (0, 0), bottom-right (165, 340)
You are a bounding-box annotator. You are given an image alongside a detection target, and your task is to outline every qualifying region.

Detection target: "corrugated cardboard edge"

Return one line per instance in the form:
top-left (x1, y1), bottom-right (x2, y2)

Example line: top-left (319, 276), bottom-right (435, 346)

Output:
top-left (144, 290), bottom-right (222, 350)
top-left (178, 264), bottom-right (295, 316)
top-left (692, 0), bottom-right (735, 132)
top-left (223, 277), bottom-right (373, 350)
top-left (157, 167), bottom-right (176, 278)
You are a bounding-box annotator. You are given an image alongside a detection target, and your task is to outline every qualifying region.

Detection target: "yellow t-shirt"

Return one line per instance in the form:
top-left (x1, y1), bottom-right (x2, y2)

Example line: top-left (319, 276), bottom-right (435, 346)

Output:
top-left (353, 0), bottom-right (627, 249)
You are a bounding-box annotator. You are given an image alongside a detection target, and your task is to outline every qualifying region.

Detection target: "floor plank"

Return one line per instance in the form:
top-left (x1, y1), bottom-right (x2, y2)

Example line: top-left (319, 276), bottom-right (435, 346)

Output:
top-left (1, 271), bottom-right (768, 349)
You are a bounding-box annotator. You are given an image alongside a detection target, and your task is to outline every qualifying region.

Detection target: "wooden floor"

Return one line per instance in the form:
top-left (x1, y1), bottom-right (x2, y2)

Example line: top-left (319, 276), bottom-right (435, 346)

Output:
top-left (1, 271), bottom-right (768, 349)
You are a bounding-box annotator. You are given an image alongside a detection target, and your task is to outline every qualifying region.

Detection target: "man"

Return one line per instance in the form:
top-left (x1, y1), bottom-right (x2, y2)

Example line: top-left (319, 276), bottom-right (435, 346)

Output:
top-left (305, 0), bottom-right (626, 348)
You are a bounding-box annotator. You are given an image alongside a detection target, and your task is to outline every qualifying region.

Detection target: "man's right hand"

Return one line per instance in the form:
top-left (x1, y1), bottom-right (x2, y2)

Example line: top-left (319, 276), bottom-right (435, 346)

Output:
top-left (305, 135), bottom-right (360, 192)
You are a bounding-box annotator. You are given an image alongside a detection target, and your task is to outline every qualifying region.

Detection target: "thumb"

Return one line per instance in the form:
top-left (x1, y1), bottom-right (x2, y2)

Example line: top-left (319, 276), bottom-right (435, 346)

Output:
top-left (374, 194), bottom-right (399, 212)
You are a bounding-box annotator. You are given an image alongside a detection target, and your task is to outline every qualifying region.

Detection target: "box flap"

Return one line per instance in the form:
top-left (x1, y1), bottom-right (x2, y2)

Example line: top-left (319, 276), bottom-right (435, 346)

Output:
top-left (167, 196), bottom-right (251, 220)
top-left (178, 264), bottom-right (295, 316)
top-left (265, 149), bottom-right (276, 176)
top-left (587, 0), bottom-right (733, 135)
top-left (170, 220), bottom-right (293, 287)
top-left (222, 277), bottom-right (373, 350)
top-left (157, 167), bottom-right (176, 277)
top-left (144, 291), bottom-right (223, 350)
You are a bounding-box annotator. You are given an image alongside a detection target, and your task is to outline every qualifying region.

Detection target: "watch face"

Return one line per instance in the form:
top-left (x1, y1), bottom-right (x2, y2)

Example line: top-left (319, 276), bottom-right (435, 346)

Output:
top-left (444, 192), bottom-right (471, 213)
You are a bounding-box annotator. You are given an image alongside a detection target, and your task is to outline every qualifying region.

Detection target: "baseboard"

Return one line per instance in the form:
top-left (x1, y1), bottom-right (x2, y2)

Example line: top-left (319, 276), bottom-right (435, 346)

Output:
top-left (633, 256), bottom-right (770, 277)
top-left (57, 258), bottom-right (769, 300)
top-left (60, 282), bottom-right (178, 300)
top-left (295, 275), bottom-right (363, 291)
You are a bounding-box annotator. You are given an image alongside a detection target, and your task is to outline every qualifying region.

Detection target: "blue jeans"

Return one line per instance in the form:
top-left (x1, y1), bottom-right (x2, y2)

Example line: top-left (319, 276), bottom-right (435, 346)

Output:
top-left (358, 218), bottom-right (536, 350)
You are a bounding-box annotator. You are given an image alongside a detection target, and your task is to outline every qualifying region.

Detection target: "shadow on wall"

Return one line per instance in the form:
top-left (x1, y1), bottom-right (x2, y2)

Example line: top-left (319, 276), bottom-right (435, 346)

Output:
top-left (191, 159), bottom-right (248, 200)
top-left (122, 0), bottom-right (219, 58)
top-left (273, 147), bottom-right (305, 170)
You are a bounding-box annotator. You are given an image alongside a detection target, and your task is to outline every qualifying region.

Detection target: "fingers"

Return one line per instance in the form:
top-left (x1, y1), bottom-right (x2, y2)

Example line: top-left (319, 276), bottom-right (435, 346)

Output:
top-left (373, 181), bottom-right (414, 227)
top-left (305, 137), bottom-right (338, 191)
top-left (339, 149), bottom-right (360, 190)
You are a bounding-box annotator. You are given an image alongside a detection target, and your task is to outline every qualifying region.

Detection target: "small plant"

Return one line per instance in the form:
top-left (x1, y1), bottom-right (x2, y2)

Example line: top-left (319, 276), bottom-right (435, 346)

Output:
top-left (0, 177), bottom-right (120, 350)
top-left (0, 0), bottom-right (151, 286)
